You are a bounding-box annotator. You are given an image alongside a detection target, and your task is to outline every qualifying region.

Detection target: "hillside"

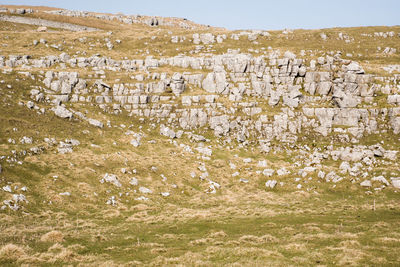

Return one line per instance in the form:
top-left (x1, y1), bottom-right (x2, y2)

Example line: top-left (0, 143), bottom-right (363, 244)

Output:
top-left (0, 5), bottom-right (400, 266)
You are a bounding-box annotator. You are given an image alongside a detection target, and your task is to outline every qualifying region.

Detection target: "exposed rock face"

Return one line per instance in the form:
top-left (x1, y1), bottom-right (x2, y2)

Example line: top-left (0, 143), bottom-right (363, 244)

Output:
top-left (0, 15), bottom-right (98, 31)
top-left (18, 48), bottom-right (396, 142)
top-left (43, 8), bottom-right (197, 29)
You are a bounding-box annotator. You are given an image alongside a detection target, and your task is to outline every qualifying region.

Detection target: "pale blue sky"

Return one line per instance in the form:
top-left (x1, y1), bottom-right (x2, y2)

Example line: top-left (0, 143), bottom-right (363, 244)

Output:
top-left (1, 0), bottom-right (399, 30)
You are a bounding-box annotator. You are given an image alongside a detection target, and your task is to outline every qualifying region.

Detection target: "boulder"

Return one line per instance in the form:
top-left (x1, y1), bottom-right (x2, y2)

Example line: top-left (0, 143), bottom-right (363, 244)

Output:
top-left (170, 72), bottom-right (185, 96)
top-left (265, 180), bottom-right (277, 189)
top-left (182, 96), bottom-right (191, 106)
top-left (195, 146), bottom-right (212, 157)
top-left (371, 176), bottom-right (389, 186)
top-left (360, 180), bottom-right (372, 187)
top-left (147, 17), bottom-right (158, 26)
top-left (316, 82), bottom-right (332, 95)
top-left (346, 62), bottom-right (364, 74)
top-left (88, 118), bottom-right (103, 128)
top-left (315, 108), bottom-right (334, 136)
top-left (268, 90), bottom-right (281, 106)
top-left (160, 125), bottom-right (176, 139)
top-left (37, 26), bottom-right (47, 32)
top-left (391, 117), bottom-right (400, 134)
top-left (130, 178), bottom-right (139, 186)
top-left (202, 72), bottom-right (229, 94)
top-left (284, 51), bottom-right (296, 59)
top-left (101, 173), bottom-right (122, 187)
top-left (130, 138), bottom-right (141, 147)
top-left (52, 106), bottom-right (73, 119)
top-left (283, 88), bottom-right (302, 108)
top-left (209, 115), bottom-right (230, 136)
top-left (263, 169), bottom-right (275, 177)
top-left (333, 90), bottom-right (360, 108)
top-left (391, 177), bottom-right (400, 189)
top-left (139, 186), bottom-right (152, 194)
top-left (200, 33), bottom-right (215, 44)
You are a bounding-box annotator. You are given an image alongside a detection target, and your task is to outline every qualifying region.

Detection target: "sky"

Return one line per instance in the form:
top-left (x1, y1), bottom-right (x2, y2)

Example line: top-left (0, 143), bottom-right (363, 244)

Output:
top-left (1, 0), bottom-right (399, 30)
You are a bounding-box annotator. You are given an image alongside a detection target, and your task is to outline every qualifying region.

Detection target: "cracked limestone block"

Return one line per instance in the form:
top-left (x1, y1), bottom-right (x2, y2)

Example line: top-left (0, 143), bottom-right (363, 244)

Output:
top-left (170, 73), bottom-right (186, 96)
top-left (202, 72), bottom-right (229, 95)
top-left (52, 105), bottom-right (73, 119)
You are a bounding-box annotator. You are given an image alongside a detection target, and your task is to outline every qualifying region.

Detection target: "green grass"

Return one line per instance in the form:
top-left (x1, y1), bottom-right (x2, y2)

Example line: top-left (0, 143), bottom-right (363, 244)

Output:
top-left (1, 189), bottom-right (400, 265)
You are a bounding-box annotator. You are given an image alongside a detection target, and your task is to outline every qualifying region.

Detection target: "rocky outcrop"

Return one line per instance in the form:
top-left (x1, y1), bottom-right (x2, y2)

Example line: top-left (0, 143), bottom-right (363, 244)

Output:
top-left (0, 15), bottom-right (98, 31)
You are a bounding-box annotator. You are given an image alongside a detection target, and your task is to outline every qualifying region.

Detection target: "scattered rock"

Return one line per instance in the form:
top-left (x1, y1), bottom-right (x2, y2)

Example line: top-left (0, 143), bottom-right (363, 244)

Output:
top-left (2, 185), bottom-right (12, 193)
top-left (101, 173), bottom-right (122, 187)
top-left (130, 138), bottom-right (141, 148)
top-left (391, 177), bottom-right (400, 189)
top-left (371, 176), bottom-right (389, 186)
top-left (37, 26), bottom-right (47, 32)
top-left (265, 180), bottom-right (277, 189)
top-left (360, 180), bottom-right (372, 187)
top-left (161, 192), bottom-right (170, 197)
top-left (52, 106), bottom-right (73, 119)
top-left (139, 187), bottom-right (152, 194)
top-left (130, 178), bottom-right (139, 186)
top-left (88, 118), bottom-right (104, 128)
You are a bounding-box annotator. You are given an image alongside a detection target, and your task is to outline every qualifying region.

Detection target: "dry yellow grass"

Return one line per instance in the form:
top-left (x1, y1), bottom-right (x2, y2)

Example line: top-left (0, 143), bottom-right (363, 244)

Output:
top-left (238, 234), bottom-right (278, 244)
top-left (0, 244), bottom-right (26, 261)
top-left (40, 230), bottom-right (64, 243)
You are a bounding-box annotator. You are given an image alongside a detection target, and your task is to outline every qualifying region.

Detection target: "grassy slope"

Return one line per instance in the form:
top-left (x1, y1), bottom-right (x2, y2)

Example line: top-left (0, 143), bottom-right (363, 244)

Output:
top-left (0, 6), bottom-right (399, 266)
